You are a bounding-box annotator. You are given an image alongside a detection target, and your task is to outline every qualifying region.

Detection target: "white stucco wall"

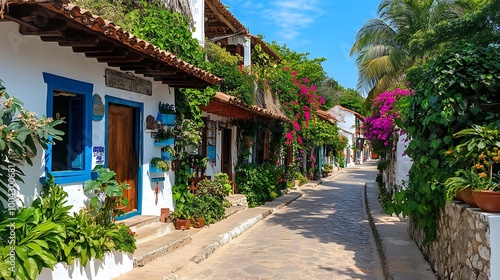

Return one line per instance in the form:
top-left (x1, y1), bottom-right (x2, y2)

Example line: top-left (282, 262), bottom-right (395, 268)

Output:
top-left (0, 22), bottom-right (176, 216)
top-left (395, 134), bottom-right (412, 188)
top-left (190, 0), bottom-right (205, 47)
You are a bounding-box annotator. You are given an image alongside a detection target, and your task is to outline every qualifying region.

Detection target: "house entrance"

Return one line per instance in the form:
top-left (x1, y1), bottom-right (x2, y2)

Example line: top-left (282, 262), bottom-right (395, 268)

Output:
top-left (107, 103), bottom-right (139, 213)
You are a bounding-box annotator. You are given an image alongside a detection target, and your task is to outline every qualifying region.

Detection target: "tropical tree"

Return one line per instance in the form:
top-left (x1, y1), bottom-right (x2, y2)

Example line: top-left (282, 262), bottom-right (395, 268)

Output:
top-left (350, 0), bottom-right (468, 107)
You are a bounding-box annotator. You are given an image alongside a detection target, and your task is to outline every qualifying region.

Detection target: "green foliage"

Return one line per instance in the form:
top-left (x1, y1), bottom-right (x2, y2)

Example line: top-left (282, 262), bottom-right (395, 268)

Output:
top-left (210, 62), bottom-right (256, 105)
top-left (377, 159), bottom-right (390, 171)
top-left (191, 195), bottom-right (225, 225)
top-left (0, 178), bottom-right (136, 280)
top-left (171, 183), bottom-right (193, 219)
top-left (70, 0), bottom-right (135, 22)
top-left (64, 210), bottom-right (114, 267)
top-left (0, 208), bottom-right (66, 280)
top-left (269, 42), bottom-right (327, 86)
top-left (295, 171), bottom-right (308, 186)
top-left (83, 166), bottom-right (131, 225)
top-left (0, 81), bottom-right (64, 205)
top-left (339, 88), bottom-right (366, 115)
top-left (150, 157), bottom-right (169, 172)
top-left (120, 1), bottom-right (208, 69)
top-left (158, 102), bottom-right (175, 114)
top-left (393, 43), bottom-right (500, 242)
top-left (235, 163), bottom-right (281, 207)
top-left (300, 120), bottom-right (343, 149)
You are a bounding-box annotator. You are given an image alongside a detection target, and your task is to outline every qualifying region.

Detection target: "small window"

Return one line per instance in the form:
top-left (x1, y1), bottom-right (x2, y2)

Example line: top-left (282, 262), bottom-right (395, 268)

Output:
top-left (43, 73), bottom-right (93, 184)
top-left (52, 91), bottom-right (86, 171)
top-left (206, 120), bottom-right (217, 165)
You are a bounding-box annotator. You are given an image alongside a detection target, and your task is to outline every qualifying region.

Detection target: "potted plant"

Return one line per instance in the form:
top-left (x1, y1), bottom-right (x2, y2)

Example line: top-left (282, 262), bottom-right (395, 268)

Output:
top-left (444, 123), bottom-right (500, 211)
top-left (170, 208), bottom-right (191, 230)
top-left (149, 157), bottom-right (169, 173)
top-left (154, 127), bottom-right (175, 146)
top-left (158, 102), bottom-right (176, 125)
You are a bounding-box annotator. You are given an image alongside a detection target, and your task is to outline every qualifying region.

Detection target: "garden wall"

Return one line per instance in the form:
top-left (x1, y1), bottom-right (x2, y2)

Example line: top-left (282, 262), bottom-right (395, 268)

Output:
top-left (408, 202), bottom-right (500, 279)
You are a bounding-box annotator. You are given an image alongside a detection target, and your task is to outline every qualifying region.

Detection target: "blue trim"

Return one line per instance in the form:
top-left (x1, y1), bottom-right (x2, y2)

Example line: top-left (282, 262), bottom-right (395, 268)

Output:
top-left (42, 73), bottom-right (93, 184)
top-left (105, 95), bottom-right (144, 217)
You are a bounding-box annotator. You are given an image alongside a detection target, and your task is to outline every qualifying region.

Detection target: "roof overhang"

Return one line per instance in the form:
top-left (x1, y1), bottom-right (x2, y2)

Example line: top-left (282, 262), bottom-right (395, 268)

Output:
top-left (204, 0), bottom-right (280, 62)
top-left (201, 92), bottom-right (290, 122)
top-left (317, 109), bottom-right (337, 125)
top-left (1, 0), bottom-right (222, 89)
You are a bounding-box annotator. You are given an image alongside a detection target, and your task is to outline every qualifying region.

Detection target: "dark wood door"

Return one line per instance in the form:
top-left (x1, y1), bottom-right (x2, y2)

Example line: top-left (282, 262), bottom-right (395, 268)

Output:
top-left (108, 104), bottom-right (138, 213)
top-left (221, 128), bottom-right (233, 181)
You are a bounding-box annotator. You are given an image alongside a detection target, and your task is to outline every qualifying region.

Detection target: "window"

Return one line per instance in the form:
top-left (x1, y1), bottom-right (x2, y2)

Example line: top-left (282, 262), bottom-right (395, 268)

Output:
top-left (206, 120), bottom-right (217, 165)
top-left (43, 73), bottom-right (93, 184)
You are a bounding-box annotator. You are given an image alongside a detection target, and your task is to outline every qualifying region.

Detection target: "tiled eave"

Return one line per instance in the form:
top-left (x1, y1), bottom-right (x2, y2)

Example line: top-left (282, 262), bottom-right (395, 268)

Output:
top-left (2, 0), bottom-right (222, 89)
top-left (200, 92), bottom-right (290, 122)
top-left (317, 109), bottom-right (337, 125)
top-left (204, 0), bottom-right (281, 62)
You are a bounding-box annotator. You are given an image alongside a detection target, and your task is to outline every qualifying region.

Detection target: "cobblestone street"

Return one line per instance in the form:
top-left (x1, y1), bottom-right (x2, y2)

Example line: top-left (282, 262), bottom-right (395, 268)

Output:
top-left (175, 162), bottom-right (383, 279)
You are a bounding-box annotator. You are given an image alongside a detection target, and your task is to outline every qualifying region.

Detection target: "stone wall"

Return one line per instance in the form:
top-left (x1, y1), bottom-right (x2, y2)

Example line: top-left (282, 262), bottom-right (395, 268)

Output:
top-left (408, 201), bottom-right (500, 279)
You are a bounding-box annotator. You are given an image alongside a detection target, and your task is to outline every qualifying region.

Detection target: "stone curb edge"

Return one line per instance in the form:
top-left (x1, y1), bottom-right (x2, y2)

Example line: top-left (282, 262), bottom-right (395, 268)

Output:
top-left (364, 182), bottom-right (394, 280)
top-left (190, 191), bottom-right (303, 264)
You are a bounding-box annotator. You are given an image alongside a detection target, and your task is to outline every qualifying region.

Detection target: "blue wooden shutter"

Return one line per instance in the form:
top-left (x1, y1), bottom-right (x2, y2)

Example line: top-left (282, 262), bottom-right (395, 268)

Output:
top-left (70, 96), bottom-right (85, 170)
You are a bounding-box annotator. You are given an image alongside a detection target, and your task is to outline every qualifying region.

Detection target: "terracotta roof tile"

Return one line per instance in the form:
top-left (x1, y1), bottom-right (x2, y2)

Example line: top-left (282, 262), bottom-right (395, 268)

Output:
top-left (3, 0), bottom-right (222, 88)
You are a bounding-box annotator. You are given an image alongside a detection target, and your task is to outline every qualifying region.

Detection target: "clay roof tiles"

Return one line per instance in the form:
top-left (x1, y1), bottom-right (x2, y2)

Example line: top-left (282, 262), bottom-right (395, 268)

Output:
top-left (3, 0), bottom-right (222, 88)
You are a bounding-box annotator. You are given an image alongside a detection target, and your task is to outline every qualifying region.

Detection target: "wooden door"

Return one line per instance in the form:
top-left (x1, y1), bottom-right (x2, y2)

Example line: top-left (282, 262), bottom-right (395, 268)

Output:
top-left (108, 104), bottom-right (138, 213)
top-left (221, 128), bottom-right (233, 181)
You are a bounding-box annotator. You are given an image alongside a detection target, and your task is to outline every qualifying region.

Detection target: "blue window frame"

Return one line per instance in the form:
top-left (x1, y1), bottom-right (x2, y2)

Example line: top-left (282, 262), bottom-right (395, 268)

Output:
top-left (43, 73), bottom-right (93, 184)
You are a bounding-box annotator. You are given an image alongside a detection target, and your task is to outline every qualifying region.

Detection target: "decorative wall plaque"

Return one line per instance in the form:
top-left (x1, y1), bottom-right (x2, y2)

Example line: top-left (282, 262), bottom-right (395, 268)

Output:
top-left (92, 94), bottom-right (104, 121)
top-left (105, 69), bottom-right (152, 96)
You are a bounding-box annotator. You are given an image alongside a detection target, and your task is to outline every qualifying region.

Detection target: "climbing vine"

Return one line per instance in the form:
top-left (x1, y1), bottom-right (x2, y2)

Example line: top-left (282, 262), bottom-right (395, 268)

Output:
top-left (391, 43), bottom-right (500, 242)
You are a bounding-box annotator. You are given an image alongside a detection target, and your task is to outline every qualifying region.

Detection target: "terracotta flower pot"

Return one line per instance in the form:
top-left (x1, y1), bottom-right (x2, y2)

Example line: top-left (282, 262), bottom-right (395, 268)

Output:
top-left (455, 188), bottom-right (465, 202)
top-left (174, 219), bottom-right (190, 230)
top-left (461, 187), bottom-right (478, 208)
top-left (472, 190), bottom-right (500, 213)
top-left (192, 218), bottom-right (205, 228)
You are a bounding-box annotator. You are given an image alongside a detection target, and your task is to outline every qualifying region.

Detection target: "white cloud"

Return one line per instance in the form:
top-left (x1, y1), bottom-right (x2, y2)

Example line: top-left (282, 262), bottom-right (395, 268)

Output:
top-left (263, 0), bottom-right (322, 40)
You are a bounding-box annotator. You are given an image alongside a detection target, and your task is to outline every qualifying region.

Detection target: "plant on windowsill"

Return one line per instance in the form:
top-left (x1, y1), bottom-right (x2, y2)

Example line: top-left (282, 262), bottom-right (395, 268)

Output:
top-left (149, 157), bottom-right (169, 173)
top-left (158, 102), bottom-right (176, 125)
top-left (154, 127), bottom-right (175, 146)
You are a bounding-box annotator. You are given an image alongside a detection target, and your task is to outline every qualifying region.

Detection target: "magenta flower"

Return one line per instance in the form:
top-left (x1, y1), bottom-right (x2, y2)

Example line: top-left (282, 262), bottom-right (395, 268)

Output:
top-left (293, 121), bottom-right (301, 131)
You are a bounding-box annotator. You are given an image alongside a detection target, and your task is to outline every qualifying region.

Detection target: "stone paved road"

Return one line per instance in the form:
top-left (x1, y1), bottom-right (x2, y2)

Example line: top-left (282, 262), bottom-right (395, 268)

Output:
top-left (175, 162), bottom-right (383, 280)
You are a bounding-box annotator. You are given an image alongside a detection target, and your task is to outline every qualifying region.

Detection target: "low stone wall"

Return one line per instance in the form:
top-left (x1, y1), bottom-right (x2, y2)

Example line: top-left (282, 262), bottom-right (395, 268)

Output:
top-left (408, 201), bottom-right (500, 279)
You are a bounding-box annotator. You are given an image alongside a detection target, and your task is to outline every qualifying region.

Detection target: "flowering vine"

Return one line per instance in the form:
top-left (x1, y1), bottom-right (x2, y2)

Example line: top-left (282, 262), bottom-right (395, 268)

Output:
top-left (362, 88), bottom-right (413, 152)
top-left (280, 70), bottom-right (325, 146)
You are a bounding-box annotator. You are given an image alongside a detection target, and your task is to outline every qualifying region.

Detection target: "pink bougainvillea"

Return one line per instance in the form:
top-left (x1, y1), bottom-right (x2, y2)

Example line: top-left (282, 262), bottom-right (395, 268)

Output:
top-left (362, 88), bottom-right (413, 147)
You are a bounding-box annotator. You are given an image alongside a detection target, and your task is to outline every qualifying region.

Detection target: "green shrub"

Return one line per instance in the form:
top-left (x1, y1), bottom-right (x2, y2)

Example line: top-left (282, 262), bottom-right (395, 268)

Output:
top-left (235, 163), bottom-right (281, 207)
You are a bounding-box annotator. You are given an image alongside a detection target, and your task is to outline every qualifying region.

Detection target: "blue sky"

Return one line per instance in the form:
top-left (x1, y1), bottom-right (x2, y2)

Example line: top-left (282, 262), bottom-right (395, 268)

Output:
top-left (223, 0), bottom-right (380, 93)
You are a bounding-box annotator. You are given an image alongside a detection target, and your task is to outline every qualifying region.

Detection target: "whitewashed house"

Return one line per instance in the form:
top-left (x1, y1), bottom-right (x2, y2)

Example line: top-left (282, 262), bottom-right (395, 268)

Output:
top-left (329, 105), bottom-right (366, 167)
top-left (0, 0), bottom-right (220, 218)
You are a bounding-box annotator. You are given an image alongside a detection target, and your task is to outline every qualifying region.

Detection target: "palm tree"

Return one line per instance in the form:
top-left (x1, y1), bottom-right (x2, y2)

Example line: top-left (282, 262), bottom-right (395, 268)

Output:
top-left (159, 0), bottom-right (194, 28)
top-left (350, 0), bottom-right (467, 108)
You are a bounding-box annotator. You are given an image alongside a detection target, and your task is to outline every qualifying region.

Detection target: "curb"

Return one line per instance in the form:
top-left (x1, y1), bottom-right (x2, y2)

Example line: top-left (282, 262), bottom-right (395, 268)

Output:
top-left (364, 182), bottom-right (393, 280)
top-left (190, 191), bottom-right (303, 264)
top-left (364, 182), bottom-right (437, 280)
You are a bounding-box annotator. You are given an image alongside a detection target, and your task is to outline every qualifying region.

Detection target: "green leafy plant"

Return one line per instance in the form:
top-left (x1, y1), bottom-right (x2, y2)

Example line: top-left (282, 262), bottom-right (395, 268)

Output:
top-left (155, 127), bottom-right (175, 142)
top-left (0, 208), bottom-right (66, 280)
top-left (191, 194), bottom-right (225, 225)
top-left (150, 157), bottom-right (169, 172)
top-left (83, 166), bottom-right (131, 225)
top-left (235, 163), bottom-right (281, 207)
top-left (0, 81), bottom-right (64, 204)
top-left (393, 43), bottom-right (500, 242)
top-left (158, 102), bottom-right (175, 114)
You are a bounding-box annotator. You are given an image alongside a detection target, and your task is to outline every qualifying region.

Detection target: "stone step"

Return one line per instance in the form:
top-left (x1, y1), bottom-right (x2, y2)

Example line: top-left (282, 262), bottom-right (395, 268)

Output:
top-left (134, 222), bottom-right (174, 244)
top-left (122, 215), bottom-right (160, 232)
top-left (133, 229), bottom-right (191, 267)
